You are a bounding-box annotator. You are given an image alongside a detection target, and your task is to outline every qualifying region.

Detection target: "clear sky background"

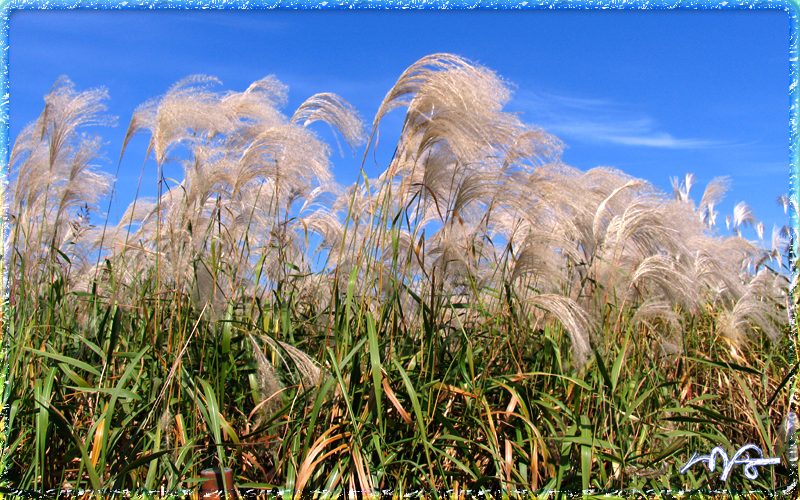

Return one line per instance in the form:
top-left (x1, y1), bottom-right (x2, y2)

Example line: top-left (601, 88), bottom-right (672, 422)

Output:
top-left (7, 7), bottom-right (792, 244)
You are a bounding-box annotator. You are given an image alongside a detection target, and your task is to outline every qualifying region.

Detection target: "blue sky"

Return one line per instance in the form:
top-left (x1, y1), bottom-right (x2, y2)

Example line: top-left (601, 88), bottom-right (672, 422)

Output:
top-left (7, 7), bottom-right (792, 242)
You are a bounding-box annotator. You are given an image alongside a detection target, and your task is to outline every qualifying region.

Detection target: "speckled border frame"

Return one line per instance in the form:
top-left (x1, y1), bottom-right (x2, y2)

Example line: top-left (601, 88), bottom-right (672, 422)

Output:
top-left (0, 2), bottom-right (796, 499)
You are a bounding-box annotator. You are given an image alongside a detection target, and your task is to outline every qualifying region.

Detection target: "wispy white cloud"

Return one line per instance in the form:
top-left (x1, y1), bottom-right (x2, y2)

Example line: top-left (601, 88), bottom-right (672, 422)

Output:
top-left (730, 161), bottom-right (792, 177)
top-left (601, 134), bottom-right (714, 148)
top-left (515, 90), bottom-right (721, 149)
top-left (554, 121), bottom-right (717, 148)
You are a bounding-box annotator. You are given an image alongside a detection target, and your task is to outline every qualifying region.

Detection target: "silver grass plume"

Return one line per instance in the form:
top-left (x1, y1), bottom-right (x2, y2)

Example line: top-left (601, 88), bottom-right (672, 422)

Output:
top-left (110, 75), bottom-right (364, 302)
top-left (123, 75), bottom-right (232, 166)
top-left (8, 77), bottom-right (114, 289)
top-left (630, 299), bottom-right (684, 340)
top-left (698, 176), bottom-right (730, 228)
top-left (671, 173), bottom-right (696, 203)
top-left (291, 93), bottom-right (367, 154)
top-left (523, 294), bottom-right (594, 369)
top-left (247, 334), bottom-right (285, 426)
top-left (249, 333), bottom-right (325, 393)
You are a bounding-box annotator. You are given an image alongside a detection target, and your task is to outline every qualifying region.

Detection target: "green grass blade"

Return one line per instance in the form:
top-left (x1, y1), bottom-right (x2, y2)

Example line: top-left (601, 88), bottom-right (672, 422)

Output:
top-left (391, 357), bottom-right (435, 487)
top-left (366, 311), bottom-right (384, 428)
top-left (198, 377), bottom-right (228, 484)
top-left (25, 347), bottom-right (102, 377)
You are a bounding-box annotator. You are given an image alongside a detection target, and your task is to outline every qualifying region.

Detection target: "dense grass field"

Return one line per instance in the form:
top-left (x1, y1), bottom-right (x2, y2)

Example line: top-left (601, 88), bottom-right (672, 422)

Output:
top-left (2, 54), bottom-right (797, 497)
